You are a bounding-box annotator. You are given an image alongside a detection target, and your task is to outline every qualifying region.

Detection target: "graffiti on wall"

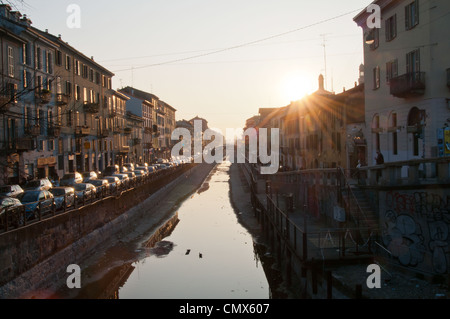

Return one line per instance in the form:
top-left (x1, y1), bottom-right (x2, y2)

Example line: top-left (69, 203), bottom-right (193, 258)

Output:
top-left (382, 191), bottom-right (450, 274)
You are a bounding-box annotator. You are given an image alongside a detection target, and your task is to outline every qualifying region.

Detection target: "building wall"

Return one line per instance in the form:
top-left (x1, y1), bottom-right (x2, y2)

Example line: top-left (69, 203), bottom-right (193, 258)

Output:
top-left (356, 0), bottom-right (450, 165)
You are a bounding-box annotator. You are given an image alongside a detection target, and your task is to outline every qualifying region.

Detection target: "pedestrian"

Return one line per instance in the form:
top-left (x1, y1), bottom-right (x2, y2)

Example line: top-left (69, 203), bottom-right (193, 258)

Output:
top-left (375, 150), bottom-right (384, 165)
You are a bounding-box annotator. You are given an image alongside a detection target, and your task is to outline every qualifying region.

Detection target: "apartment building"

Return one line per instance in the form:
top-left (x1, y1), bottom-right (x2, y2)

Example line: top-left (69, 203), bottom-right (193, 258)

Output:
top-left (0, 4), bottom-right (138, 184)
top-left (354, 0), bottom-right (450, 169)
top-left (0, 5), bottom-right (61, 183)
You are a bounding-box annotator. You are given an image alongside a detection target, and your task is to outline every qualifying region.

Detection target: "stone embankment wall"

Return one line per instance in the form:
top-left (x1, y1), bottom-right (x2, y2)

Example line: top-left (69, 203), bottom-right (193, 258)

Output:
top-left (0, 164), bottom-right (198, 291)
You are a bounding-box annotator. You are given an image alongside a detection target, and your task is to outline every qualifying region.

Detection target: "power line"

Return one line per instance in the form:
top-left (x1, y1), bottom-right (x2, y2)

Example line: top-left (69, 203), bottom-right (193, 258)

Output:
top-left (112, 7), bottom-right (365, 73)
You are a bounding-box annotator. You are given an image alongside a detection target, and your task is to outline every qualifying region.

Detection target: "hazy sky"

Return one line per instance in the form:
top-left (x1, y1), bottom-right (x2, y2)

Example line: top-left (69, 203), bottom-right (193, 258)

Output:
top-left (13, 0), bottom-right (370, 132)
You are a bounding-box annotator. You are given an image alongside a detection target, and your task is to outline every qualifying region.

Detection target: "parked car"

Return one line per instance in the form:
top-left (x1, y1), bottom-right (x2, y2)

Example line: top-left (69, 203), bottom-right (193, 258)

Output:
top-left (17, 190), bottom-right (55, 220)
top-left (111, 174), bottom-right (130, 189)
top-left (135, 166), bottom-right (150, 174)
top-left (60, 172), bottom-right (83, 186)
top-left (86, 179), bottom-right (110, 196)
top-left (103, 165), bottom-right (120, 176)
top-left (82, 171), bottom-right (98, 183)
top-left (103, 176), bottom-right (120, 192)
top-left (24, 178), bottom-right (53, 191)
top-left (0, 185), bottom-right (24, 198)
top-left (49, 187), bottom-right (75, 211)
top-left (133, 170), bottom-right (147, 181)
top-left (73, 183), bottom-right (97, 204)
top-left (123, 163), bottom-right (135, 172)
top-left (0, 196), bottom-right (24, 229)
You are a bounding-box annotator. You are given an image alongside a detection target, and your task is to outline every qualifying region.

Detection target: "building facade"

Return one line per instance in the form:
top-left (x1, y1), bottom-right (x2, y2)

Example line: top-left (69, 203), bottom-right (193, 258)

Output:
top-left (354, 0), bottom-right (450, 169)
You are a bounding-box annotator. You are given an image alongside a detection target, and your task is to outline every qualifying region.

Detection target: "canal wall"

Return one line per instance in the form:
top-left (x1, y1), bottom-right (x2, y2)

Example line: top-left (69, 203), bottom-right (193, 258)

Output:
top-left (0, 163), bottom-right (215, 299)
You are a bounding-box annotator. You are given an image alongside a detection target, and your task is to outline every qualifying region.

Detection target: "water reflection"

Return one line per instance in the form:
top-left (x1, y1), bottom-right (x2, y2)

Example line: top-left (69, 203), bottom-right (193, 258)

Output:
top-left (117, 161), bottom-right (270, 299)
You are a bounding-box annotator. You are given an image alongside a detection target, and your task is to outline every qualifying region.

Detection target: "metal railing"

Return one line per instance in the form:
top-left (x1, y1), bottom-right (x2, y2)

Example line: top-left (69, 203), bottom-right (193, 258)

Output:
top-left (0, 164), bottom-right (192, 234)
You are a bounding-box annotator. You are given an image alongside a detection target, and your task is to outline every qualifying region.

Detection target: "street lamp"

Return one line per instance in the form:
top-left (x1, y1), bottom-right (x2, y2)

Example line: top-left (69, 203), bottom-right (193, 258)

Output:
top-left (365, 31), bottom-right (375, 45)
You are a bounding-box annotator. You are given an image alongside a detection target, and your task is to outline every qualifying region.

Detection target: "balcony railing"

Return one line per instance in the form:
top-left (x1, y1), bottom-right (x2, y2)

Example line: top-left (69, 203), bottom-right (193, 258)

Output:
top-left (26, 125), bottom-right (41, 137)
top-left (75, 126), bottom-right (91, 137)
top-left (35, 90), bottom-right (52, 104)
top-left (0, 94), bottom-right (13, 109)
top-left (119, 145), bottom-right (130, 154)
top-left (48, 125), bottom-right (62, 137)
top-left (98, 129), bottom-right (111, 138)
top-left (133, 138), bottom-right (142, 146)
top-left (15, 137), bottom-right (35, 151)
top-left (57, 94), bottom-right (69, 106)
top-left (83, 102), bottom-right (100, 114)
top-left (113, 127), bottom-right (123, 134)
top-left (124, 127), bottom-right (132, 135)
top-left (390, 72), bottom-right (426, 98)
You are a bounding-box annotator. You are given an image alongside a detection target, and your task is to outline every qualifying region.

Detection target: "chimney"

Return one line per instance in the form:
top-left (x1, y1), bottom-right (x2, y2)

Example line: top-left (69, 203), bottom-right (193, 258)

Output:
top-left (20, 14), bottom-right (33, 26)
top-left (318, 74), bottom-right (325, 91)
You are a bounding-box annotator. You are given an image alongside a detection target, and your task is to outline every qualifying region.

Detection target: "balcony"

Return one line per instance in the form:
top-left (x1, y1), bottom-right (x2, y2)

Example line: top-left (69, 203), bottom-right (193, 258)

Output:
top-left (108, 111), bottom-right (117, 118)
top-left (35, 90), bottom-right (52, 105)
top-left (0, 94), bottom-right (13, 110)
top-left (390, 72), bottom-right (426, 98)
top-left (75, 126), bottom-right (91, 137)
top-left (83, 102), bottom-right (100, 114)
top-left (133, 138), bottom-right (142, 146)
top-left (113, 127), bottom-right (123, 135)
top-left (98, 129), bottom-right (111, 138)
top-left (144, 127), bottom-right (153, 134)
top-left (124, 127), bottom-right (132, 135)
top-left (26, 125), bottom-right (41, 137)
top-left (57, 94), bottom-right (69, 106)
top-left (16, 137), bottom-right (35, 151)
top-left (48, 125), bottom-right (62, 138)
top-left (119, 145), bottom-right (130, 154)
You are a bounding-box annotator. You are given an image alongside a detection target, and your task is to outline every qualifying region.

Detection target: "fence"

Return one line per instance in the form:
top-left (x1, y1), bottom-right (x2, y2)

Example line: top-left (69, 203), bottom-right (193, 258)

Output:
top-left (0, 164), bottom-right (193, 234)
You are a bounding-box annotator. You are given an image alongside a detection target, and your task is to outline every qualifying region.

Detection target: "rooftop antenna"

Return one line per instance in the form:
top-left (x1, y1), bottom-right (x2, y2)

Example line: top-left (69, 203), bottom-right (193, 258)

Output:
top-left (320, 34), bottom-right (330, 91)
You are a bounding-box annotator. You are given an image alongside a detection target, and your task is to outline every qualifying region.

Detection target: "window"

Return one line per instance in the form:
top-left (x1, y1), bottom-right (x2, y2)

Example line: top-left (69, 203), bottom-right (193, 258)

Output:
top-left (46, 51), bottom-right (53, 74)
top-left (66, 81), bottom-right (72, 96)
top-left (8, 47), bottom-right (14, 77)
top-left (23, 43), bottom-right (31, 65)
top-left (75, 60), bottom-right (81, 76)
top-left (385, 14), bottom-right (397, 41)
top-left (386, 60), bottom-right (398, 84)
top-left (65, 55), bottom-right (71, 70)
top-left (406, 49), bottom-right (420, 74)
top-left (36, 47), bottom-right (42, 70)
top-left (56, 50), bottom-right (62, 66)
top-left (75, 85), bottom-right (81, 100)
top-left (67, 110), bottom-right (73, 126)
top-left (373, 66), bottom-right (381, 90)
top-left (405, 0), bottom-right (419, 30)
top-left (392, 113), bottom-right (398, 155)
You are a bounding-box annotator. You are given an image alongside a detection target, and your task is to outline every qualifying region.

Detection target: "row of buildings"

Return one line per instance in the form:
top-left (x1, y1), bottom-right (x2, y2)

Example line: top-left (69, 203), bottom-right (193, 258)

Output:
top-left (247, 0), bottom-right (450, 173)
top-left (0, 4), bottom-right (179, 185)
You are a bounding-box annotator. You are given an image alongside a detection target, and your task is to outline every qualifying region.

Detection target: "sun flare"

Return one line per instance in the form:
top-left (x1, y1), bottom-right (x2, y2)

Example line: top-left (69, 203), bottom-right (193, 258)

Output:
top-left (281, 73), bottom-right (315, 102)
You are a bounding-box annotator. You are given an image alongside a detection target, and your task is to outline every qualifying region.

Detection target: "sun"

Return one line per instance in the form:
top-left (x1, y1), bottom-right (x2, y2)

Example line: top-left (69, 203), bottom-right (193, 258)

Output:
top-left (280, 73), bottom-right (315, 102)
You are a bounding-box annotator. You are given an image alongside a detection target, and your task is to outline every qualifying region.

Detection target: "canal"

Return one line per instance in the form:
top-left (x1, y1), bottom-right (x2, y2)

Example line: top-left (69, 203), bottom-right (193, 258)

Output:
top-left (60, 161), bottom-right (271, 299)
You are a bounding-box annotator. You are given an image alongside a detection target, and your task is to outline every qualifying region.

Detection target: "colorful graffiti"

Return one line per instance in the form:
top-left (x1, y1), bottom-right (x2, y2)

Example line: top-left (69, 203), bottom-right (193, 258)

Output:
top-left (382, 191), bottom-right (450, 274)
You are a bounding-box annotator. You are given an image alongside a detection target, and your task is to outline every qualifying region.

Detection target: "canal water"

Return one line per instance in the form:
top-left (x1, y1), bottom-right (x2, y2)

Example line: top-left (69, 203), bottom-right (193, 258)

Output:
top-left (69, 161), bottom-right (271, 299)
